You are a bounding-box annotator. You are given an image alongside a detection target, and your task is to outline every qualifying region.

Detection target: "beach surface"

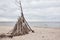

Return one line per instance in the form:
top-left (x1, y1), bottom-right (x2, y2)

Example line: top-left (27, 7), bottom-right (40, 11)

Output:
top-left (0, 26), bottom-right (60, 40)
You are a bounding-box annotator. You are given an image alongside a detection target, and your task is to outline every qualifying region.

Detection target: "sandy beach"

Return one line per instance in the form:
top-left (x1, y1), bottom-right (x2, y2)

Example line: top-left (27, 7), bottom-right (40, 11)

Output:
top-left (0, 26), bottom-right (60, 40)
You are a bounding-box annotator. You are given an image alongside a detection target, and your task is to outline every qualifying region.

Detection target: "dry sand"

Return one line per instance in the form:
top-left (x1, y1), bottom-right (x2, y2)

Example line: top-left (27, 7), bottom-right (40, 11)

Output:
top-left (0, 26), bottom-right (60, 40)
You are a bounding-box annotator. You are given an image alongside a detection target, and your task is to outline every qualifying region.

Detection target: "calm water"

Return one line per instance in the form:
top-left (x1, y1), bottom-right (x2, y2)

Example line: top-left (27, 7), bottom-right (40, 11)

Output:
top-left (0, 22), bottom-right (60, 28)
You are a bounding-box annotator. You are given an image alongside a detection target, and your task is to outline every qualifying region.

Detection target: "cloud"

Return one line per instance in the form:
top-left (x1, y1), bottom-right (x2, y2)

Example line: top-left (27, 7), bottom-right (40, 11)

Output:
top-left (0, 17), bottom-right (17, 22)
top-left (0, 0), bottom-right (60, 22)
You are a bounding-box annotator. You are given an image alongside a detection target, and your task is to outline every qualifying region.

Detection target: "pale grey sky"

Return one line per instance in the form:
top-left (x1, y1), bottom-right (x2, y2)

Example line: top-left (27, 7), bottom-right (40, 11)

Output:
top-left (0, 0), bottom-right (60, 22)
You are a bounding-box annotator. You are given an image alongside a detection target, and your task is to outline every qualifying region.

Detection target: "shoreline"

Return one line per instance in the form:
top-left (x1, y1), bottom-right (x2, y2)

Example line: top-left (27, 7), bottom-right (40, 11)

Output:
top-left (0, 26), bottom-right (60, 29)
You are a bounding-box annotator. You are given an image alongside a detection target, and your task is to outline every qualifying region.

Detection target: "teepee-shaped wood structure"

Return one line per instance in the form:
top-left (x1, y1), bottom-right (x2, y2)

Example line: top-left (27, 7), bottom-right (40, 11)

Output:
top-left (0, 0), bottom-right (34, 38)
top-left (9, 0), bottom-right (34, 36)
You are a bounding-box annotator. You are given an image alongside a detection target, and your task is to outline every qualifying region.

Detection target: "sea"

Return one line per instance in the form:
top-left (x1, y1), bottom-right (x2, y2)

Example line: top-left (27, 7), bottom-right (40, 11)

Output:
top-left (0, 22), bottom-right (60, 28)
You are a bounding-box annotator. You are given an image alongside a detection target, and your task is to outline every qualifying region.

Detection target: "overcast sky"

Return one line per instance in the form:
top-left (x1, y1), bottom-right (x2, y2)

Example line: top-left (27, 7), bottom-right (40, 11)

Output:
top-left (0, 0), bottom-right (60, 22)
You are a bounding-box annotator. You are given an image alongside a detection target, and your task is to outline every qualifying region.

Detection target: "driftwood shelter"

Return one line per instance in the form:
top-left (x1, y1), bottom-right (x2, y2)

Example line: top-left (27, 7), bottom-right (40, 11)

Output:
top-left (0, 0), bottom-right (34, 38)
